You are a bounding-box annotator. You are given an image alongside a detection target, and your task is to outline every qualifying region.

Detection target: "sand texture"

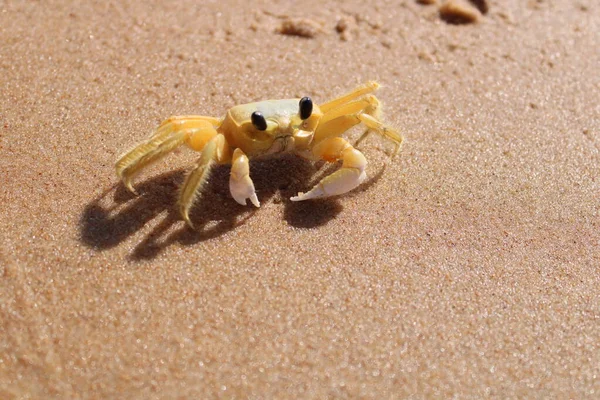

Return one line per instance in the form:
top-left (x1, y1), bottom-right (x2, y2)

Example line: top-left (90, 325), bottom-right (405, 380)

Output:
top-left (1, 0), bottom-right (599, 398)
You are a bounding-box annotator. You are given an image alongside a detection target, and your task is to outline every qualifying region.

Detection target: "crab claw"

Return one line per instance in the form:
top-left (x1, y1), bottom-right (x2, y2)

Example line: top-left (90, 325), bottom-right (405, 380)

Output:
top-left (230, 148), bottom-right (260, 207)
top-left (291, 137), bottom-right (367, 201)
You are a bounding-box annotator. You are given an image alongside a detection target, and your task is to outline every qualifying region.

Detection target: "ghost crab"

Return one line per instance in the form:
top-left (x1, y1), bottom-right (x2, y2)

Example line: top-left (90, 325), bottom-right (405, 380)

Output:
top-left (115, 81), bottom-right (403, 227)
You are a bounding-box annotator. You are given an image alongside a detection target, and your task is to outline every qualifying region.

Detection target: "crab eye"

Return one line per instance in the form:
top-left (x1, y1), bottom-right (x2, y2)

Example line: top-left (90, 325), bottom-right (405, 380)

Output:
top-left (299, 97), bottom-right (313, 120)
top-left (251, 111), bottom-right (267, 131)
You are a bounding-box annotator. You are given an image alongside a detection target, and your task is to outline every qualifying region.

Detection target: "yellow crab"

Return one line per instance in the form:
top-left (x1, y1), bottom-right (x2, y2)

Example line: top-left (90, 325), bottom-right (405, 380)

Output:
top-left (115, 81), bottom-right (403, 227)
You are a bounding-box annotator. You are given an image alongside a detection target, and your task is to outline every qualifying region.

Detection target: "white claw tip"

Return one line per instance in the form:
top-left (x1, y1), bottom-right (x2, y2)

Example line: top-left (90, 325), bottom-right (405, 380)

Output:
top-left (234, 197), bottom-right (247, 206)
top-left (290, 193), bottom-right (303, 202)
top-left (290, 188), bottom-right (326, 201)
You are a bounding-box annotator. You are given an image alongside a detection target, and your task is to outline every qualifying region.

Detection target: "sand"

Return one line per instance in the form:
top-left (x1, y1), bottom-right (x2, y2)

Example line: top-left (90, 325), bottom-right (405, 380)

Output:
top-left (1, 0), bottom-right (599, 398)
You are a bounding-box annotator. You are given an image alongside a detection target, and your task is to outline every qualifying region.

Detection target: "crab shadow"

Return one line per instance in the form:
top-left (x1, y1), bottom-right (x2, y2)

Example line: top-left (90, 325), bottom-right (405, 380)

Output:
top-left (79, 154), bottom-right (390, 260)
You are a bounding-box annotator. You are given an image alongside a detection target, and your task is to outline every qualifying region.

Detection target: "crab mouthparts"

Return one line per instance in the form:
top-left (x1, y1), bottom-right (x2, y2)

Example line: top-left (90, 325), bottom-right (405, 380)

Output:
top-left (268, 136), bottom-right (294, 154)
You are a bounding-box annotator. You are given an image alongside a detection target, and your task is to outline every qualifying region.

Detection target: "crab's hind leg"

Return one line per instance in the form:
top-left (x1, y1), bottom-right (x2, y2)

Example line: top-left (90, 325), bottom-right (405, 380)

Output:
top-left (356, 113), bottom-right (403, 156)
top-left (314, 95), bottom-right (403, 156)
top-left (291, 137), bottom-right (366, 201)
top-left (319, 81), bottom-right (380, 113)
top-left (313, 97), bottom-right (376, 144)
top-left (115, 116), bottom-right (219, 193)
top-left (178, 134), bottom-right (231, 227)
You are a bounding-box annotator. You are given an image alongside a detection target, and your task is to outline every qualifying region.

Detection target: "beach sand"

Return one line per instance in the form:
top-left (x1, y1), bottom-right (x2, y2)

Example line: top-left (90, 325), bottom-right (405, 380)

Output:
top-left (1, 1), bottom-right (599, 397)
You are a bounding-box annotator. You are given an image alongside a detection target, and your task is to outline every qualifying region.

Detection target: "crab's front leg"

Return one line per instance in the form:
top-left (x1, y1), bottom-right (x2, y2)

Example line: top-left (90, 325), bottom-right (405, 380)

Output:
top-left (291, 137), bottom-right (367, 201)
top-left (179, 134), bottom-right (230, 227)
top-left (230, 148), bottom-right (260, 207)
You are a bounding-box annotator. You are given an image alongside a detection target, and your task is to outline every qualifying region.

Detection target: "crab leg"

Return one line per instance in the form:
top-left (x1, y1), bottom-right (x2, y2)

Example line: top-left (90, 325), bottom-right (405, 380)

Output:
top-left (116, 130), bottom-right (188, 194)
top-left (179, 134), bottom-right (230, 227)
top-left (314, 96), bottom-right (402, 156)
top-left (115, 118), bottom-right (218, 193)
top-left (313, 95), bottom-right (380, 142)
top-left (318, 97), bottom-right (375, 126)
top-left (356, 113), bottom-right (403, 156)
top-left (319, 81), bottom-right (380, 113)
top-left (156, 115), bottom-right (221, 131)
top-left (291, 137), bottom-right (367, 201)
top-left (229, 148), bottom-right (260, 207)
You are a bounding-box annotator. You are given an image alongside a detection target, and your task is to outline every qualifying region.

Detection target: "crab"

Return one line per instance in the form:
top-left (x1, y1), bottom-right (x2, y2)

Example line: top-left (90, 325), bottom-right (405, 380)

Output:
top-left (115, 81), bottom-right (403, 227)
